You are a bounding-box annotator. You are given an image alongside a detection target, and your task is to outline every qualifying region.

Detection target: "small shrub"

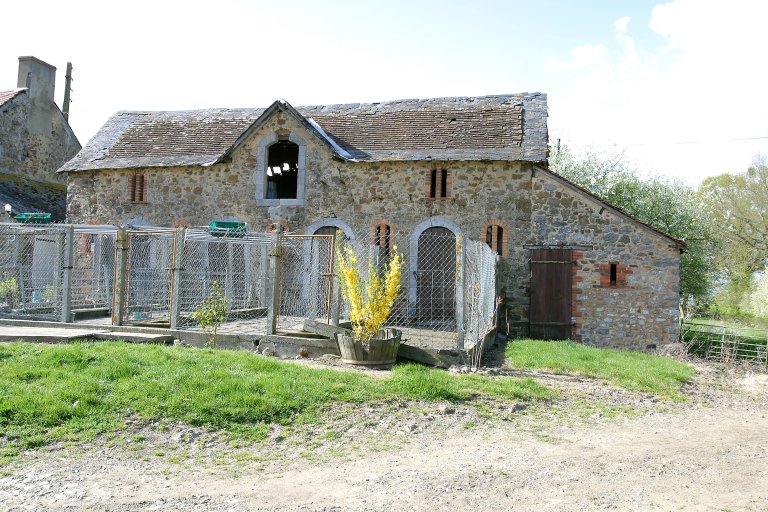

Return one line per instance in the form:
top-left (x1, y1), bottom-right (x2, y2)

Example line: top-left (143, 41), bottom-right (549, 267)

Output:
top-left (0, 277), bottom-right (19, 308)
top-left (190, 281), bottom-right (228, 348)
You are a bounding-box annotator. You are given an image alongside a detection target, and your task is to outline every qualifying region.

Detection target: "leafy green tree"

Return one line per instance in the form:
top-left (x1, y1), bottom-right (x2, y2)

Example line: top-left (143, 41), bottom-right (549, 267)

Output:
top-left (700, 155), bottom-right (768, 318)
top-left (550, 145), bottom-right (717, 312)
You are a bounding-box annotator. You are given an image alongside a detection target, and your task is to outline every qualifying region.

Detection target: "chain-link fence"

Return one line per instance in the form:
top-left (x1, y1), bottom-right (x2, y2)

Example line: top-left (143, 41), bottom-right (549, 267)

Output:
top-left (275, 234), bottom-right (335, 332)
top-left (176, 229), bottom-right (272, 330)
top-left (337, 226), bottom-right (498, 352)
top-left (0, 224), bottom-right (67, 321)
top-left (71, 225), bottom-right (117, 312)
top-left (0, 221), bottom-right (498, 356)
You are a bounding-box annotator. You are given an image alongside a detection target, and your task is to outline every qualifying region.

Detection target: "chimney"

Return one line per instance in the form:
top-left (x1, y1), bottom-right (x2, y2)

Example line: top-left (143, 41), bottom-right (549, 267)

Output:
top-left (16, 56), bottom-right (56, 104)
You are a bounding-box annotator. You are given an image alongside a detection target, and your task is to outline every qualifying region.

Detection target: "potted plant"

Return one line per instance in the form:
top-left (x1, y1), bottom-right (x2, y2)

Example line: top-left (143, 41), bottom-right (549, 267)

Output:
top-left (335, 238), bottom-right (404, 367)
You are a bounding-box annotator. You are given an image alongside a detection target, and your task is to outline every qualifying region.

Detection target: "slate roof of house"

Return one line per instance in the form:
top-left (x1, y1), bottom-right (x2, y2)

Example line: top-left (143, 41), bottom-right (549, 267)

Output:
top-left (0, 89), bottom-right (25, 109)
top-left (59, 94), bottom-right (548, 172)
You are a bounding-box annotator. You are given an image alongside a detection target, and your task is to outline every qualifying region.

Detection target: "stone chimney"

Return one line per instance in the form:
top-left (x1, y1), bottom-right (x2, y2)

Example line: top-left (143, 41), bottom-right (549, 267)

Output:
top-left (17, 56), bottom-right (56, 104)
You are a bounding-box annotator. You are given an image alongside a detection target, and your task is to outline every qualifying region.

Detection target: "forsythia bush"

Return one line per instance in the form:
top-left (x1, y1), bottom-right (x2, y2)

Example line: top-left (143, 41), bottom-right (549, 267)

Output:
top-left (336, 240), bottom-right (403, 343)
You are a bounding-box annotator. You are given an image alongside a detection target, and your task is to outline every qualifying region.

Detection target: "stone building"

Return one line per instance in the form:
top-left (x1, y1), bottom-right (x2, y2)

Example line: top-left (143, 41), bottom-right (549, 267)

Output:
top-left (60, 94), bottom-right (683, 349)
top-left (0, 56), bottom-right (81, 218)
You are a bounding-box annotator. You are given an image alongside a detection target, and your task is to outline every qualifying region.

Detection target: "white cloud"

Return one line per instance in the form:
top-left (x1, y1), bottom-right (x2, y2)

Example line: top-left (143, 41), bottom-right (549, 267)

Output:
top-left (613, 16), bottom-right (631, 33)
top-left (548, 0), bottom-right (768, 184)
top-left (546, 44), bottom-right (608, 71)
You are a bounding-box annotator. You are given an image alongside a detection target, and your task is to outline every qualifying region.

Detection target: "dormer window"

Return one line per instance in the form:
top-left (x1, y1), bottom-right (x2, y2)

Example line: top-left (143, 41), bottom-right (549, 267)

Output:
top-left (266, 140), bottom-right (299, 199)
top-left (255, 132), bottom-right (307, 206)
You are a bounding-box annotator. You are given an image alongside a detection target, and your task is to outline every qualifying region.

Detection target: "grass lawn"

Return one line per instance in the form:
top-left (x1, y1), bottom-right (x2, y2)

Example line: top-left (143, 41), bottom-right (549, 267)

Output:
top-left (0, 341), bottom-right (551, 464)
top-left (505, 339), bottom-right (694, 400)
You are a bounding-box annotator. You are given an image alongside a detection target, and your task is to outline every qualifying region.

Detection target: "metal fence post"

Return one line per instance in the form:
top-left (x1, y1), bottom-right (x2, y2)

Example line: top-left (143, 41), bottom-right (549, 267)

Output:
top-left (113, 228), bottom-right (128, 326)
top-left (61, 225), bottom-right (74, 323)
top-left (169, 226), bottom-right (185, 329)
top-left (266, 232), bottom-right (281, 335)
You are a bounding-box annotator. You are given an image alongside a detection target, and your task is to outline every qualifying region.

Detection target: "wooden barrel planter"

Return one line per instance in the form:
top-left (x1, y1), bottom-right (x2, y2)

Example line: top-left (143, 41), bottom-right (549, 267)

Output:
top-left (336, 328), bottom-right (402, 368)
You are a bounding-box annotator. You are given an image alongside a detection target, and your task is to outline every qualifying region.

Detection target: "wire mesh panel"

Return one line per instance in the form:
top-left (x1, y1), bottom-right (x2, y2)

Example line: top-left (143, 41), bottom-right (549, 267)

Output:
top-left (176, 229), bottom-right (272, 330)
top-left (462, 239), bottom-right (498, 350)
top-left (122, 229), bottom-right (175, 325)
top-left (70, 226), bottom-right (117, 312)
top-left (0, 224), bottom-right (66, 321)
top-left (332, 226), bottom-right (489, 351)
top-left (414, 227), bottom-right (458, 330)
top-left (276, 234), bottom-right (335, 332)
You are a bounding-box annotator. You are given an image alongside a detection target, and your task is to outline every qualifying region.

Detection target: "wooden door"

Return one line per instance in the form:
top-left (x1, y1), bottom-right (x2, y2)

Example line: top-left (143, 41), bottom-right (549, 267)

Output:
top-left (530, 249), bottom-right (572, 340)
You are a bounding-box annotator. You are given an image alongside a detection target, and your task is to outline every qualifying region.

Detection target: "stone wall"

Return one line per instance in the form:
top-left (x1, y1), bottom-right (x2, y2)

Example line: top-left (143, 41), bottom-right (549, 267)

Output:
top-left (65, 110), bottom-right (681, 349)
top-left (531, 172), bottom-right (681, 349)
top-left (0, 90), bottom-right (80, 185)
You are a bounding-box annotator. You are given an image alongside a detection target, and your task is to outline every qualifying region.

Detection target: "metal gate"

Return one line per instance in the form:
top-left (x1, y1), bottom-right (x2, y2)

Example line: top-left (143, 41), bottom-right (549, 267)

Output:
top-left (275, 234), bottom-right (335, 332)
top-left (116, 229), bottom-right (177, 326)
top-left (530, 248), bottom-right (572, 340)
top-left (415, 227), bottom-right (457, 329)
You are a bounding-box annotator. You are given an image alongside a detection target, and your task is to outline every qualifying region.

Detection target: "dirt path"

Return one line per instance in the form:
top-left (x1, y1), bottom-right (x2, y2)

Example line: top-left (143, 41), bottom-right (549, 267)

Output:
top-left (2, 368), bottom-right (767, 511)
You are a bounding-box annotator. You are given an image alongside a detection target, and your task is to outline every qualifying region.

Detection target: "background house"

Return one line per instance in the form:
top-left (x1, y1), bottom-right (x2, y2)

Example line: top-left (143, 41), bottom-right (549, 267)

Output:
top-left (0, 56), bottom-right (80, 219)
top-left (60, 94), bottom-right (682, 349)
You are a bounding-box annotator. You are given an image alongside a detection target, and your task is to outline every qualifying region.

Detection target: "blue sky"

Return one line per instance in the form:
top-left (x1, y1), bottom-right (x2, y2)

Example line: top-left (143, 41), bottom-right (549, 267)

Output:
top-left (1, 0), bottom-right (766, 184)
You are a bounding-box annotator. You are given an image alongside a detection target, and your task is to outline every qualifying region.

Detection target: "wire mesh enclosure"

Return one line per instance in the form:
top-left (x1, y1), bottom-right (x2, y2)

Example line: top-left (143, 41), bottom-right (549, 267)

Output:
top-left (71, 226), bottom-right (117, 312)
top-left (0, 222), bottom-right (499, 356)
top-left (275, 234), bottom-right (336, 332)
top-left (337, 225), bottom-right (498, 351)
top-left (120, 229), bottom-right (176, 326)
top-left (175, 229), bottom-right (272, 330)
top-left (0, 224), bottom-right (67, 321)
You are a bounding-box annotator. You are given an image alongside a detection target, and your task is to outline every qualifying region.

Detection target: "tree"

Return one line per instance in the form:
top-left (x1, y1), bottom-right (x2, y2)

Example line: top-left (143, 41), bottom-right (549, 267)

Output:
top-left (699, 155), bottom-right (768, 318)
top-left (550, 145), bottom-right (717, 311)
top-left (700, 155), bottom-right (768, 276)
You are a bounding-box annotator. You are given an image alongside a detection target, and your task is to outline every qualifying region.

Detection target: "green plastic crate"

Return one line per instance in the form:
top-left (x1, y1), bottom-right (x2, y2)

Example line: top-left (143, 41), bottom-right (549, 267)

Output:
top-left (209, 220), bottom-right (247, 237)
top-left (15, 212), bottom-right (52, 224)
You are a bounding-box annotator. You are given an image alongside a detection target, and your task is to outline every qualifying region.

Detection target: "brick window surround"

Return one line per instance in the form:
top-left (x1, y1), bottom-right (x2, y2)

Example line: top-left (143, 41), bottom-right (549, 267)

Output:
top-left (129, 173), bottom-right (147, 203)
top-left (481, 220), bottom-right (507, 257)
top-left (599, 262), bottom-right (632, 288)
top-left (426, 169), bottom-right (451, 199)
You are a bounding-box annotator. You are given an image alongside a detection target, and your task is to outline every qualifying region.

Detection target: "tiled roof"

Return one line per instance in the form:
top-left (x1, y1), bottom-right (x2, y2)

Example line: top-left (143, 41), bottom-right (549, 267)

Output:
top-left (0, 89), bottom-right (25, 109)
top-left (60, 94), bottom-right (548, 172)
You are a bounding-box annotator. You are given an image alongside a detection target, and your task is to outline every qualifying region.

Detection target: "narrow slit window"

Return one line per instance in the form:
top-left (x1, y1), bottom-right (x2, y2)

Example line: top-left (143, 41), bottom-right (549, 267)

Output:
top-left (372, 222), bottom-right (392, 259)
top-left (610, 263), bottom-right (617, 286)
top-left (429, 170), bottom-right (437, 198)
top-left (129, 173), bottom-right (147, 202)
top-left (440, 169), bottom-right (448, 198)
top-left (484, 223), bottom-right (505, 256)
top-left (427, 169), bottom-right (449, 199)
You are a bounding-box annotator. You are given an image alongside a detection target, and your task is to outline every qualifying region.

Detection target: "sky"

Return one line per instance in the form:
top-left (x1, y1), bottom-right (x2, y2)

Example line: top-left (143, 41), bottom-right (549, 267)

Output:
top-left (1, 0), bottom-right (766, 185)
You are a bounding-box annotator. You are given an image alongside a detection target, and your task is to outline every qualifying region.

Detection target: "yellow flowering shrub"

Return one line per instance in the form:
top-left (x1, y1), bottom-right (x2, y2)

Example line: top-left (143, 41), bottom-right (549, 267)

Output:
top-left (336, 240), bottom-right (403, 343)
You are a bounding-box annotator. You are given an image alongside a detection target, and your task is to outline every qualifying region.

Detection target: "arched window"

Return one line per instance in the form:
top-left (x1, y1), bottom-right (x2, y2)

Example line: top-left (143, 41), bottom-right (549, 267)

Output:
top-left (266, 140), bottom-right (299, 199)
top-left (483, 221), bottom-right (506, 257)
top-left (255, 132), bottom-right (306, 206)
